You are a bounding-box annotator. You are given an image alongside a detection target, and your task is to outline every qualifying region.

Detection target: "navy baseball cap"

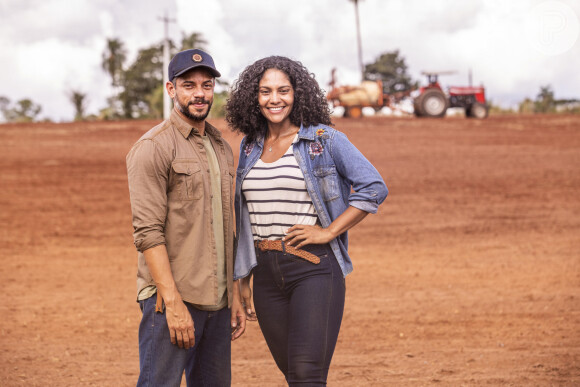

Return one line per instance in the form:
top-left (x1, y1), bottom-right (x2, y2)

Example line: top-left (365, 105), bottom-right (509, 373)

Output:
top-left (168, 49), bottom-right (221, 80)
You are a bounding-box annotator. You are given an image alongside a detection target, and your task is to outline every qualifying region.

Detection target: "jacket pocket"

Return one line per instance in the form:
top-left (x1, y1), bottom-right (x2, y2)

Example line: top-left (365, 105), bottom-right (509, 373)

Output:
top-left (312, 165), bottom-right (340, 201)
top-left (171, 160), bottom-right (203, 200)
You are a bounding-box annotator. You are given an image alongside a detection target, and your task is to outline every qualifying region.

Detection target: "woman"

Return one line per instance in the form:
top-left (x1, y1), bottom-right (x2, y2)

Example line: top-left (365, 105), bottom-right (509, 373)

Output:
top-left (226, 56), bottom-right (388, 385)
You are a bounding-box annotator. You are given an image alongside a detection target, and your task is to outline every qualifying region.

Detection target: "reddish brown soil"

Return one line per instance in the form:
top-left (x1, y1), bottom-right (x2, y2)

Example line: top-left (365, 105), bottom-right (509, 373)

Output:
top-left (0, 114), bottom-right (579, 386)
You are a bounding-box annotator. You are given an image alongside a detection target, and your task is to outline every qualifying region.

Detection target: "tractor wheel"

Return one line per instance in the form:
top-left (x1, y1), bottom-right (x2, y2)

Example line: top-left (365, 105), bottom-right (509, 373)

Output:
top-left (413, 99), bottom-right (422, 117)
top-left (416, 89), bottom-right (448, 117)
top-left (467, 102), bottom-right (488, 119)
top-left (344, 106), bottom-right (363, 119)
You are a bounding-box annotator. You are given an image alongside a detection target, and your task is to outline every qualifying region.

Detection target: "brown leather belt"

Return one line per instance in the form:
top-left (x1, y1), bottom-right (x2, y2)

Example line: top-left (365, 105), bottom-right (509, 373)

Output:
top-left (255, 240), bottom-right (320, 264)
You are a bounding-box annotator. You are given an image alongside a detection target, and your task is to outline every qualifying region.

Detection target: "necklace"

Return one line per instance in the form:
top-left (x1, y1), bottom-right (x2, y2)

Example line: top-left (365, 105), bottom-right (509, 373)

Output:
top-left (267, 129), bottom-right (299, 152)
top-left (267, 137), bottom-right (281, 152)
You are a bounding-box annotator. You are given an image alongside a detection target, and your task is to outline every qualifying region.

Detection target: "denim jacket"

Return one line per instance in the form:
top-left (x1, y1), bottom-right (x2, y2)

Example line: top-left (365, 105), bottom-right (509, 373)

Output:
top-left (234, 123), bottom-right (388, 280)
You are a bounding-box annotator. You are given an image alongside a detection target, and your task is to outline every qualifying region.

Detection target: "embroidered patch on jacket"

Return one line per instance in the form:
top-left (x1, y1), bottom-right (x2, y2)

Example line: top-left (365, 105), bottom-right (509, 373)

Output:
top-left (316, 128), bottom-right (326, 136)
top-left (244, 142), bottom-right (254, 156)
top-left (309, 141), bottom-right (324, 158)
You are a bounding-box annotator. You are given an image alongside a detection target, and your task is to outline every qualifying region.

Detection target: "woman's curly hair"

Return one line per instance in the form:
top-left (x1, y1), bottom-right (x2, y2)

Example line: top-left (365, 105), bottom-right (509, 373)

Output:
top-left (225, 56), bottom-right (332, 142)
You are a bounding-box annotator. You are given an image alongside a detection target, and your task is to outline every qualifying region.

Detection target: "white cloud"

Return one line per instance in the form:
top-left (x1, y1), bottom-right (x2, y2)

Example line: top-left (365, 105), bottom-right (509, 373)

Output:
top-left (0, 0), bottom-right (578, 121)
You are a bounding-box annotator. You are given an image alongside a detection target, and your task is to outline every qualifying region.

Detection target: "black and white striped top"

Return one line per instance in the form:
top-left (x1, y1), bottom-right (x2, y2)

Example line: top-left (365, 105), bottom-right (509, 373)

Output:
top-left (242, 139), bottom-right (318, 241)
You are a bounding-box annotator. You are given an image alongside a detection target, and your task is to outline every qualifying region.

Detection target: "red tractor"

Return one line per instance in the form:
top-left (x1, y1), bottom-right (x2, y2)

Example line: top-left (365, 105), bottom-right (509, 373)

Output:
top-left (413, 71), bottom-right (488, 119)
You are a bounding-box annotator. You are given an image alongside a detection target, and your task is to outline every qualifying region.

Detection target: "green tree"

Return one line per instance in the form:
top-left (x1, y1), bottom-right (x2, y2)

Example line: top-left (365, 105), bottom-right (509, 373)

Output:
top-left (180, 32), bottom-right (207, 50)
top-left (534, 85), bottom-right (556, 113)
top-left (101, 38), bottom-right (128, 119)
top-left (146, 85), bottom-right (165, 119)
top-left (554, 98), bottom-right (580, 114)
top-left (518, 97), bottom-right (535, 114)
top-left (208, 90), bottom-right (228, 119)
top-left (101, 32), bottom-right (213, 119)
top-left (179, 32), bottom-right (230, 88)
top-left (14, 99), bottom-right (42, 122)
top-left (0, 97), bottom-right (42, 122)
top-left (118, 44), bottom-right (166, 118)
top-left (68, 90), bottom-right (88, 121)
top-left (102, 38), bottom-right (127, 88)
top-left (364, 50), bottom-right (415, 94)
top-left (0, 96), bottom-right (10, 121)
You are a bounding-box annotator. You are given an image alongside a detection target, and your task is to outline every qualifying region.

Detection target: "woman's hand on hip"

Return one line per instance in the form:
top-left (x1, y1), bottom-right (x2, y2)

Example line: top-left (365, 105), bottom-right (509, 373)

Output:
top-left (283, 207), bottom-right (370, 249)
top-left (283, 224), bottom-right (334, 249)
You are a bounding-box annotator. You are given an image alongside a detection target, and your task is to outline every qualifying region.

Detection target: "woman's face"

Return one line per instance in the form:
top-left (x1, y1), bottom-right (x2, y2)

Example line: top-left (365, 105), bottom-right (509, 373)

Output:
top-left (257, 68), bottom-right (294, 126)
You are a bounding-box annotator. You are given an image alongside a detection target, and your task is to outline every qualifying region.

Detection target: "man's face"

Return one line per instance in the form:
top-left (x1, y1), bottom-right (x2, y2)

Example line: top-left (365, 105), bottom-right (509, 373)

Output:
top-left (169, 68), bottom-right (214, 122)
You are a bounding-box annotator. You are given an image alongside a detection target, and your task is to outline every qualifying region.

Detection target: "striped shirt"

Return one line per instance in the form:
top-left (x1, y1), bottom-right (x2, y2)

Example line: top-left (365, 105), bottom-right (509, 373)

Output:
top-left (242, 139), bottom-right (318, 240)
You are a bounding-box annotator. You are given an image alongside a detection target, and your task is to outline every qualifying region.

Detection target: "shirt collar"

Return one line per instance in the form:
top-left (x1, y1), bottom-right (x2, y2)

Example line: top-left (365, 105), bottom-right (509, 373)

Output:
top-left (169, 109), bottom-right (223, 141)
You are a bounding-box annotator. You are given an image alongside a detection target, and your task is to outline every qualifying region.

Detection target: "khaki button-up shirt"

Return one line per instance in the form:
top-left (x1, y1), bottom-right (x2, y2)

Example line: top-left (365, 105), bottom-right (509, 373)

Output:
top-left (126, 110), bottom-right (235, 307)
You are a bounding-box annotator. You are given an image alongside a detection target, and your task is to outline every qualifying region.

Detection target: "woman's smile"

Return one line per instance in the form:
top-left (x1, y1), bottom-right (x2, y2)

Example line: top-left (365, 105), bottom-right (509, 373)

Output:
top-left (267, 106), bottom-right (285, 113)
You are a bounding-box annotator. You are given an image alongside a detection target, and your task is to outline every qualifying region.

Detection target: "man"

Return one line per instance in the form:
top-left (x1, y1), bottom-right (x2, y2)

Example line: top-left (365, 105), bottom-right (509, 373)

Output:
top-left (126, 49), bottom-right (245, 387)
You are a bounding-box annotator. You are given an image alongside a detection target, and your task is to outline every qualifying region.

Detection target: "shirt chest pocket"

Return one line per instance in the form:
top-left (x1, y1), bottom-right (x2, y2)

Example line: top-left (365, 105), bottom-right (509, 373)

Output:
top-left (171, 160), bottom-right (203, 201)
top-left (312, 165), bottom-right (340, 202)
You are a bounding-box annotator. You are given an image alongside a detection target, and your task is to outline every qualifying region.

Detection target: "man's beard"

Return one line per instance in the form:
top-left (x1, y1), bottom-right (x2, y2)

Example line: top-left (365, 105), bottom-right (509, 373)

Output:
top-left (176, 98), bottom-right (213, 122)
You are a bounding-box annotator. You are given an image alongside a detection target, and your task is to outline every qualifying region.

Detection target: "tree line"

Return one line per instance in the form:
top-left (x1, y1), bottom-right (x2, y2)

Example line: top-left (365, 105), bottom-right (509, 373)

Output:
top-left (0, 32), bottom-right (217, 123)
top-left (0, 40), bottom-right (577, 123)
top-left (98, 32), bottom-right (216, 120)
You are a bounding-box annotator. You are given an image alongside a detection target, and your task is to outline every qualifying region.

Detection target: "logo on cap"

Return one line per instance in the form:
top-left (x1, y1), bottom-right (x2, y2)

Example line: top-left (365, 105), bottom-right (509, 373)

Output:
top-left (192, 54), bottom-right (203, 62)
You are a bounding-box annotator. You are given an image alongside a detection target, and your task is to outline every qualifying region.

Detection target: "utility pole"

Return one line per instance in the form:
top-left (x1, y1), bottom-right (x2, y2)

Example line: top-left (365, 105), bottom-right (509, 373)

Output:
top-left (159, 11), bottom-right (176, 120)
top-left (351, 0), bottom-right (364, 82)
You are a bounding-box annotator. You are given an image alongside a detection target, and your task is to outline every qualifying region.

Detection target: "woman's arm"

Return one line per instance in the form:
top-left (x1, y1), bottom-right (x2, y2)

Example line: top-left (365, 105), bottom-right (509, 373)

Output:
top-left (330, 131), bottom-right (388, 214)
top-left (240, 275), bottom-right (257, 321)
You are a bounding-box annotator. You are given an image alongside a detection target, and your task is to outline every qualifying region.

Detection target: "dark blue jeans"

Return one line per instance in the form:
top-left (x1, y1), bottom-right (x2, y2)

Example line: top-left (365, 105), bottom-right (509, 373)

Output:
top-left (253, 242), bottom-right (346, 386)
top-left (137, 296), bottom-right (231, 387)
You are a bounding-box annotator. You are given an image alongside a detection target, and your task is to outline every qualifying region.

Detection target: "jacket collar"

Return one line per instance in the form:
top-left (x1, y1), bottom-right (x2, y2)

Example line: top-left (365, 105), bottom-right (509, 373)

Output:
top-left (170, 109), bottom-right (223, 142)
top-left (298, 123), bottom-right (326, 141)
top-left (252, 122), bottom-right (325, 148)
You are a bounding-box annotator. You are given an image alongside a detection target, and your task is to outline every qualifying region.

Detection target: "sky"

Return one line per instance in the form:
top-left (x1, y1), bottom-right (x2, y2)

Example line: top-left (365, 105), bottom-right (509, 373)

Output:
top-left (0, 0), bottom-right (579, 122)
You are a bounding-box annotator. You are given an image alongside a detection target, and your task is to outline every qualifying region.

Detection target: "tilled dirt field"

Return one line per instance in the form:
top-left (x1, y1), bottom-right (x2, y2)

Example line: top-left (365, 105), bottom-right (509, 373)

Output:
top-left (0, 114), bottom-right (578, 386)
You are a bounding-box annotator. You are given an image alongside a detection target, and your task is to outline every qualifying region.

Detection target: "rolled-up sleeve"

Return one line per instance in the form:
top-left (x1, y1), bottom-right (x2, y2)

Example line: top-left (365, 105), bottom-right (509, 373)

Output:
top-left (126, 139), bottom-right (170, 252)
top-left (330, 131), bottom-right (388, 214)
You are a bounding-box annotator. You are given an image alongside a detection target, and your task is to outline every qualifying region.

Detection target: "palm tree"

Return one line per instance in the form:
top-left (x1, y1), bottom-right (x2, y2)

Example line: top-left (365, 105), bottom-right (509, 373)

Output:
top-left (101, 38), bottom-right (127, 89)
top-left (180, 32), bottom-right (207, 51)
top-left (535, 85), bottom-right (555, 113)
top-left (68, 90), bottom-right (88, 121)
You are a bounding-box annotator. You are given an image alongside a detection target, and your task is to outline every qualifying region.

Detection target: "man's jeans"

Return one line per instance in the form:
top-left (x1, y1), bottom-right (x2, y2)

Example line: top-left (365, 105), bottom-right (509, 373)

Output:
top-left (253, 242), bottom-right (346, 386)
top-left (137, 296), bottom-right (231, 387)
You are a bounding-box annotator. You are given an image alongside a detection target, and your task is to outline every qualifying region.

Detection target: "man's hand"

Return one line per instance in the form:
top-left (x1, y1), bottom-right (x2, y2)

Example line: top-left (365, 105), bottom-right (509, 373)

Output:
top-left (165, 296), bottom-right (195, 349)
top-left (143, 245), bottom-right (195, 349)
